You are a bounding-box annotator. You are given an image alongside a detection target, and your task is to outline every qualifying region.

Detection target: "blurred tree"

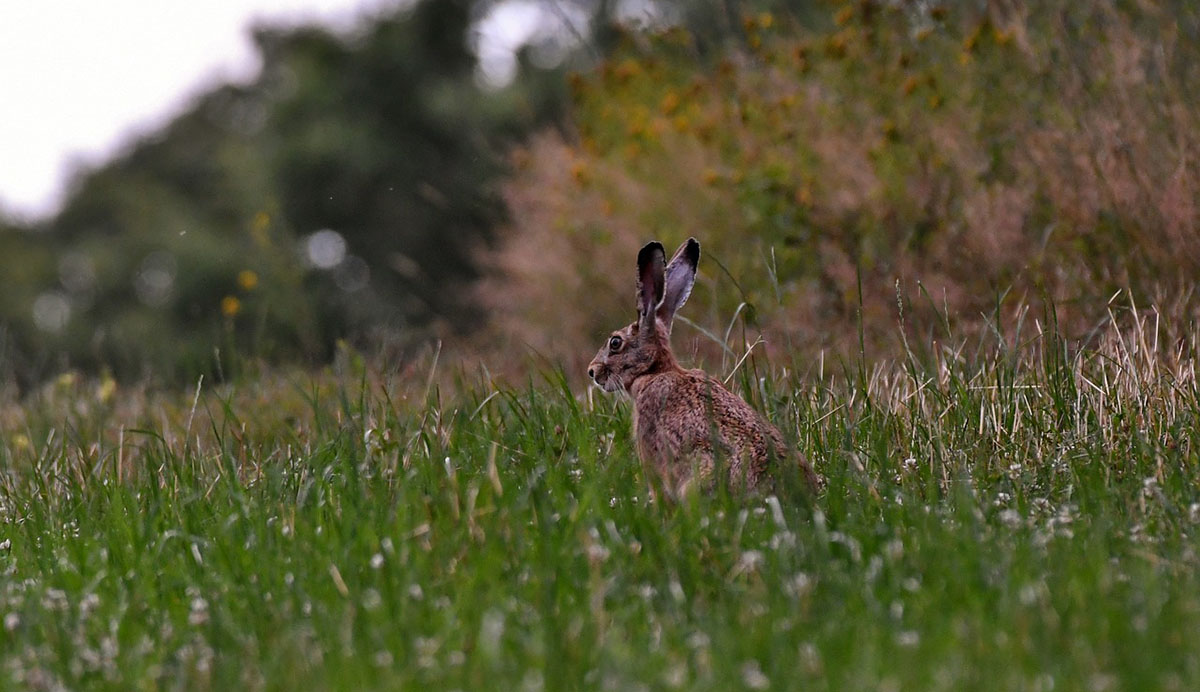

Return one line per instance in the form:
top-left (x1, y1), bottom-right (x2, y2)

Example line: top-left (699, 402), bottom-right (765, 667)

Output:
top-left (0, 0), bottom-right (567, 386)
top-left (258, 0), bottom-right (509, 335)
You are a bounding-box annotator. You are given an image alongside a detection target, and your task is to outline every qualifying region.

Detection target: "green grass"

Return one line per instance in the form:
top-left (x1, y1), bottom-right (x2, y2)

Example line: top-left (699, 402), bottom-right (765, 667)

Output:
top-left (1, 305), bottom-right (1198, 690)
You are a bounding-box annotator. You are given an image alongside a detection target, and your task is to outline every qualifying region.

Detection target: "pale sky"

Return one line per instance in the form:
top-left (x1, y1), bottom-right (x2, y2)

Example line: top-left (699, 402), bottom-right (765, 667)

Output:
top-left (0, 1), bottom-right (579, 222)
top-left (0, 0), bottom-right (395, 220)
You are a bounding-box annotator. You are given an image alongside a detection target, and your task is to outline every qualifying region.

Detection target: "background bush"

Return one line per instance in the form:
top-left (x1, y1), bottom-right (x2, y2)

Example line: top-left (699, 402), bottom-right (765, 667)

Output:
top-left (483, 1), bottom-right (1200, 377)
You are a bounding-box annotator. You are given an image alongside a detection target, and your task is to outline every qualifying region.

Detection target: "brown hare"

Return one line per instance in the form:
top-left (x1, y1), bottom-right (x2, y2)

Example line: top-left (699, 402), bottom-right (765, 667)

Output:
top-left (587, 238), bottom-right (818, 498)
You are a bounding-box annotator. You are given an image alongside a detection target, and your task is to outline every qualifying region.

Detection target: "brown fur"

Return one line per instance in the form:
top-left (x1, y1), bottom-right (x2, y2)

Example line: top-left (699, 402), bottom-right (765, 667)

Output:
top-left (588, 239), bottom-right (818, 498)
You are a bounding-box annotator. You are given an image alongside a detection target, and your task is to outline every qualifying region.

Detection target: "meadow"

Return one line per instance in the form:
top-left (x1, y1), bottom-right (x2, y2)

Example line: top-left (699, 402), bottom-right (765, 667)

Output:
top-left (0, 296), bottom-right (1197, 691)
top-left (1, 3), bottom-right (1198, 689)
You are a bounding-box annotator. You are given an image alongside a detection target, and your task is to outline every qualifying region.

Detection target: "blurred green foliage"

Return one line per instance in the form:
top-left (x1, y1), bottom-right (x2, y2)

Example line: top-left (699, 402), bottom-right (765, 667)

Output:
top-left (0, 0), bottom-right (567, 386)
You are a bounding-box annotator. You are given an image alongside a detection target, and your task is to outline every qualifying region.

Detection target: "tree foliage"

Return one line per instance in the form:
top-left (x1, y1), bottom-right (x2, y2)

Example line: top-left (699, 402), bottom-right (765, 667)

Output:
top-left (0, 0), bottom-right (564, 385)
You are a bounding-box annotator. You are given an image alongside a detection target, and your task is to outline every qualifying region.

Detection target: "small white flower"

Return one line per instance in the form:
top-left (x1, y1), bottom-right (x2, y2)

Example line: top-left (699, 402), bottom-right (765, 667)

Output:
top-left (741, 661), bottom-right (770, 690)
top-left (788, 572), bottom-right (812, 598)
top-left (585, 542), bottom-right (609, 563)
top-left (188, 597), bottom-right (209, 626)
top-left (479, 610), bottom-right (505, 659)
top-left (735, 550), bottom-right (765, 576)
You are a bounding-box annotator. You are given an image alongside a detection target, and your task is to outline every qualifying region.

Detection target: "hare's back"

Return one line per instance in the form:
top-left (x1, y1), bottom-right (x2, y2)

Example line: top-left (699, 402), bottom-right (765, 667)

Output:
top-left (632, 368), bottom-right (796, 490)
top-left (661, 369), bottom-right (786, 459)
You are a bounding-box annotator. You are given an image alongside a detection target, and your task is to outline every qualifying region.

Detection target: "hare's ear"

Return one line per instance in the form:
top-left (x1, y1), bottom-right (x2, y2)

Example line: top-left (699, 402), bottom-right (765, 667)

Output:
top-left (657, 238), bottom-right (699, 331)
top-left (636, 241), bottom-right (666, 332)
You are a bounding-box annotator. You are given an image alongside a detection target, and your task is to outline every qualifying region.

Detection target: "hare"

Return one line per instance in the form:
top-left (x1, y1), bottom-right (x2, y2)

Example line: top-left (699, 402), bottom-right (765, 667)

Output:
top-left (587, 238), bottom-right (818, 497)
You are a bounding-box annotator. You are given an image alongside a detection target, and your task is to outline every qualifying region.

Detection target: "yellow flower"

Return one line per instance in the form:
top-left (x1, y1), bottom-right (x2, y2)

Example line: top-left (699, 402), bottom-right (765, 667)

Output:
top-left (97, 374), bottom-right (117, 404)
top-left (826, 30), bottom-right (851, 58)
top-left (659, 91), bottom-right (680, 116)
top-left (221, 295), bottom-right (241, 318)
top-left (963, 24), bottom-right (982, 52)
top-left (13, 433), bottom-right (32, 452)
top-left (758, 12), bottom-right (774, 30)
top-left (251, 211), bottom-right (271, 247)
top-left (237, 269), bottom-right (259, 291)
top-left (613, 58), bottom-right (640, 83)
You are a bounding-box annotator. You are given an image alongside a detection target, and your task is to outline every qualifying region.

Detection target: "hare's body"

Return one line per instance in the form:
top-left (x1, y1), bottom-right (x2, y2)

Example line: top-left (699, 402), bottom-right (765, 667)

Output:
top-left (632, 368), bottom-right (784, 492)
top-left (588, 238), bottom-right (817, 497)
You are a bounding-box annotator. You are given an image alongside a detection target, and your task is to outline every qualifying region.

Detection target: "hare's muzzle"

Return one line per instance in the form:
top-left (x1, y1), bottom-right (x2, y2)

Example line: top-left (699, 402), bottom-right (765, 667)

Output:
top-left (587, 361), bottom-right (607, 388)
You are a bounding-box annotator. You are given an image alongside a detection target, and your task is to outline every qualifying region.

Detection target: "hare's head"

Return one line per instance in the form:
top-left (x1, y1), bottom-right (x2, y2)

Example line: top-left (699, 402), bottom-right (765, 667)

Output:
top-left (588, 238), bottom-right (699, 393)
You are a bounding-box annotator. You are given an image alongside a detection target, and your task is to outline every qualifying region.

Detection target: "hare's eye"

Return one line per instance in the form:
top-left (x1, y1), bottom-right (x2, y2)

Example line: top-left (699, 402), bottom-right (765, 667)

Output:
top-left (608, 335), bottom-right (622, 352)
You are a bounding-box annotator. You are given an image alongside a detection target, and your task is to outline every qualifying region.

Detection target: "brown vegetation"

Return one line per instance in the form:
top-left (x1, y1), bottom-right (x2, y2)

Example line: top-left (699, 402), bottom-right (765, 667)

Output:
top-left (475, 2), bottom-right (1200, 381)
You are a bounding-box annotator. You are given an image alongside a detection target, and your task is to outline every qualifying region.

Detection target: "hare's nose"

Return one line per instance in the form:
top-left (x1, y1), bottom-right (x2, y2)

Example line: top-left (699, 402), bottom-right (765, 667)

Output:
top-left (587, 367), bottom-right (595, 379)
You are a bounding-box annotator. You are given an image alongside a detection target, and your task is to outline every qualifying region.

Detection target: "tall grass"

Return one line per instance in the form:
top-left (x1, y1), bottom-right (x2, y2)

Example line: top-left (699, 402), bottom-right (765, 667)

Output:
top-left (0, 296), bottom-right (1196, 690)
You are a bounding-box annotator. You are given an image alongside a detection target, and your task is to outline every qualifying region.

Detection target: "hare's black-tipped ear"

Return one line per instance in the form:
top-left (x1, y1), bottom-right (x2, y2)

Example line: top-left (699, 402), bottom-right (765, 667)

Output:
top-left (657, 238), bottom-right (699, 331)
top-left (636, 241), bottom-right (666, 331)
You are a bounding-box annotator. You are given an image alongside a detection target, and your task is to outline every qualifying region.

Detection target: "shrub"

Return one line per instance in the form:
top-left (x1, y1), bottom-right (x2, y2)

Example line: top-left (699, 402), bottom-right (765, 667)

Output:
top-left (481, 2), bottom-right (1200, 378)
